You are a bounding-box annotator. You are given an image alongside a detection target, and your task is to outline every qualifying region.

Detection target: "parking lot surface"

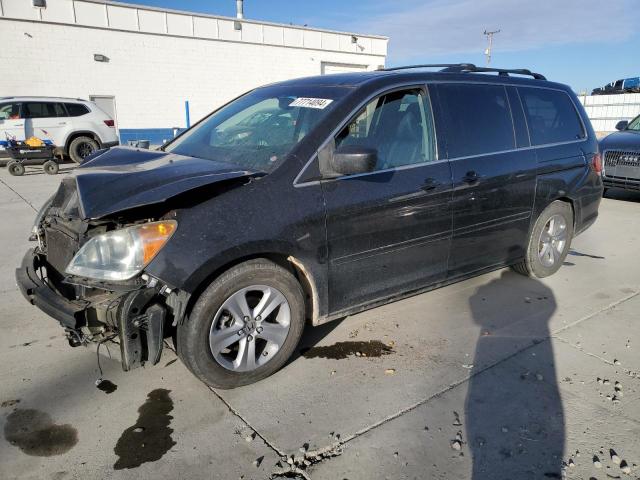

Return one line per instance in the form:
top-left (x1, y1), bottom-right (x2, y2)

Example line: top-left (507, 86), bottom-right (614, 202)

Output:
top-left (0, 166), bottom-right (639, 480)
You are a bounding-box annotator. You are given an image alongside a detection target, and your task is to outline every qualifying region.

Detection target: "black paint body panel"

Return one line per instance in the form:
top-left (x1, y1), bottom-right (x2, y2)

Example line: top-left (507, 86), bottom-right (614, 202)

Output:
top-left (22, 70), bottom-right (603, 327)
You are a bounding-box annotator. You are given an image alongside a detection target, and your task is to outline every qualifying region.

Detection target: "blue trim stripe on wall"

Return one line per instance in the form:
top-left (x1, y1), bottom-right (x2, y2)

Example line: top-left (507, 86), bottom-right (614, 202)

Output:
top-left (119, 128), bottom-right (186, 146)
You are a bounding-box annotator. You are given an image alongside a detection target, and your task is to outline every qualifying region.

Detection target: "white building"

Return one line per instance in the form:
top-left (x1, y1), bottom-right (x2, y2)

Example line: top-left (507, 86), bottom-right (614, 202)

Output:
top-left (0, 0), bottom-right (388, 144)
top-left (578, 93), bottom-right (640, 134)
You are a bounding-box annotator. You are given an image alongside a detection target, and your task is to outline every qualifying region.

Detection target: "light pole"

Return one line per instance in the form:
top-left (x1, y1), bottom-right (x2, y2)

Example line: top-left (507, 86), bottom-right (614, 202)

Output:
top-left (483, 29), bottom-right (500, 66)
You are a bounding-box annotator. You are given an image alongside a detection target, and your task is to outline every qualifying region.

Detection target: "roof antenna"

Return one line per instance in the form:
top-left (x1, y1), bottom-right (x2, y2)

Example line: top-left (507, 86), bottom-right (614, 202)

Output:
top-left (483, 29), bottom-right (500, 66)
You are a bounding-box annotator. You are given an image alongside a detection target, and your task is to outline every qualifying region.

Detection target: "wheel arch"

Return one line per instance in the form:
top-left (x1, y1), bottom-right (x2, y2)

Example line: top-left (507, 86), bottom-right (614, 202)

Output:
top-left (182, 251), bottom-right (322, 327)
top-left (554, 196), bottom-right (577, 230)
top-left (63, 130), bottom-right (102, 154)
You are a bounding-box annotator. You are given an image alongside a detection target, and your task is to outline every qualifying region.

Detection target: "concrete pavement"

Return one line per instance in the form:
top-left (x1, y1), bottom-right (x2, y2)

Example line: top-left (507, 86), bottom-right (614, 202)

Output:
top-left (0, 166), bottom-right (638, 479)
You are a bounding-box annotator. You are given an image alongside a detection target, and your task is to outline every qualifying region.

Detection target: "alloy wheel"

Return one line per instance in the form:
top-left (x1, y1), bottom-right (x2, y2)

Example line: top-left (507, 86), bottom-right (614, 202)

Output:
top-left (209, 285), bottom-right (291, 372)
top-left (538, 214), bottom-right (568, 268)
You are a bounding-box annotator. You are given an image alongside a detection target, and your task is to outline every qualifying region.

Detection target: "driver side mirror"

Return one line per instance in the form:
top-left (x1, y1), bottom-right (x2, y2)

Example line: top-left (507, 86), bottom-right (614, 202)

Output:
top-left (615, 120), bottom-right (629, 131)
top-left (319, 143), bottom-right (378, 177)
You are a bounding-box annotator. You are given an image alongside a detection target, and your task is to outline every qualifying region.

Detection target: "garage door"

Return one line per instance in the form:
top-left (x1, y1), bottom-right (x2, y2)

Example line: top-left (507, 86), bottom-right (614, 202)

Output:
top-left (321, 62), bottom-right (368, 75)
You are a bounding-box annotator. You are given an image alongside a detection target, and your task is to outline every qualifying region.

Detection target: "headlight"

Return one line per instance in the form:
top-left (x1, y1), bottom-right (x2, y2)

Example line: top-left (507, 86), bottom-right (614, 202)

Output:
top-left (65, 220), bottom-right (177, 281)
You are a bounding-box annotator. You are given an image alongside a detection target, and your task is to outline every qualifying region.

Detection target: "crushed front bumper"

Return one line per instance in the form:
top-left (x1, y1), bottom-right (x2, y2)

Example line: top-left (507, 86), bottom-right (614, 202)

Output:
top-left (16, 248), bottom-right (181, 370)
top-left (16, 248), bottom-right (88, 329)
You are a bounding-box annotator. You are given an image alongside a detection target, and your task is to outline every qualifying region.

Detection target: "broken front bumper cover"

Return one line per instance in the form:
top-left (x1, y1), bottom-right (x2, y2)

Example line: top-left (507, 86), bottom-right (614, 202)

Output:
top-left (16, 248), bottom-right (175, 371)
top-left (16, 248), bottom-right (87, 330)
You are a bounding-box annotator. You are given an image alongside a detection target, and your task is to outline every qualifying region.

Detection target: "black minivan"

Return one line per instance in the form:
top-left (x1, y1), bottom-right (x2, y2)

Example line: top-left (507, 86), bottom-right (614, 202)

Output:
top-left (17, 64), bottom-right (603, 388)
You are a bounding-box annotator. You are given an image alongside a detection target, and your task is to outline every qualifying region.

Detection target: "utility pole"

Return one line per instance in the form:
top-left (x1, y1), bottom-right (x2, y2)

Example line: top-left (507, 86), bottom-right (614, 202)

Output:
top-left (483, 29), bottom-right (500, 66)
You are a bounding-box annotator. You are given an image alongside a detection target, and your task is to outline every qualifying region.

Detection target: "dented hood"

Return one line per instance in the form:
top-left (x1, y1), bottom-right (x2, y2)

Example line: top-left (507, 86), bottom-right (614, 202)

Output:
top-left (73, 147), bottom-right (258, 219)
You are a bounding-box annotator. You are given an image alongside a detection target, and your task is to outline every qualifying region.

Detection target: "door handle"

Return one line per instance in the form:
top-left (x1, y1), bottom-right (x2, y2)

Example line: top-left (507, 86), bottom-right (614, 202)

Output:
top-left (14, 123), bottom-right (24, 127)
top-left (421, 177), bottom-right (441, 191)
top-left (462, 171), bottom-right (481, 184)
top-left (58, 122), bottom-right (67, 125)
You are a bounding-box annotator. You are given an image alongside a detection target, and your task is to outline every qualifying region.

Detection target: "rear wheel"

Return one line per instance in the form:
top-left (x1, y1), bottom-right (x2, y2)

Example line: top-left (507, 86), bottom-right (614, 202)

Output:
top-left (69, 136), bottom-right (99, 163)
top-left (7, 160), bottom-right (25, 176)
top-left (177, 259), bottom-right (305, 389)
top-left (512, 201), bottom-right (574, 278)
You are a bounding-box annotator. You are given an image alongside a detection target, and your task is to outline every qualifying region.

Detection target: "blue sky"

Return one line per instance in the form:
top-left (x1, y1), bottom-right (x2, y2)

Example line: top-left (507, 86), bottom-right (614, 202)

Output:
top-left (132, 0), bottom-right (639, 92)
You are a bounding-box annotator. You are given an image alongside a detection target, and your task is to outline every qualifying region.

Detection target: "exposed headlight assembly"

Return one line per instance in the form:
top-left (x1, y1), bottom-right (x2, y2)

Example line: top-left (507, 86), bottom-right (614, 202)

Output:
top-left (65, 221), bottom-right (177, 281)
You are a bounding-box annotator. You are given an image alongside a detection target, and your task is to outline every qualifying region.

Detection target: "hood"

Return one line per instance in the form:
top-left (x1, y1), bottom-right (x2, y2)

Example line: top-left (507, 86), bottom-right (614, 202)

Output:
top-left (73, 147), bottom-right (258, 219)
top-left (599, 130), bottom-right (640, 152)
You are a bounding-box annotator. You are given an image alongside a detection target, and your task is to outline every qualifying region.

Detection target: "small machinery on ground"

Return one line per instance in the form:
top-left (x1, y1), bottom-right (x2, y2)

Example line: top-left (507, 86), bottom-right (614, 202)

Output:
top-left (1, 136), bottom-right (61, 176)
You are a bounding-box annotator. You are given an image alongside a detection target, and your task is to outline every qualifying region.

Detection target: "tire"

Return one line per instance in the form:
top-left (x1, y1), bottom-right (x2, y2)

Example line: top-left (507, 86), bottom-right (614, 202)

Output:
top-left (7, 160), bottom-right (25, 176)
top-left (68, 136), bottom-right (99, 163)
top-left (43, 160), bottom-right (59, 175)
top-left (512, 201), bottom-right (574, 278)
top-left (177, 259), bottom-right (305, 389)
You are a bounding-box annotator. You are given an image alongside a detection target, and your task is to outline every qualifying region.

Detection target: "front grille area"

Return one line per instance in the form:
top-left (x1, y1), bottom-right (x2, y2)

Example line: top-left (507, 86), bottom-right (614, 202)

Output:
top-left (45, 227), bottom-right (79, 274)
top-left (603, 150), bottom-right (640, 181)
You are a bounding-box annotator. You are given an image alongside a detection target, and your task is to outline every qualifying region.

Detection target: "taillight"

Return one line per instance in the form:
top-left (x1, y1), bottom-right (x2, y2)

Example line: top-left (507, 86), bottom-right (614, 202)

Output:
top-left (592, 152), bottom-right (602, 176)
top-left (104, 119), bottom-right (115, 127)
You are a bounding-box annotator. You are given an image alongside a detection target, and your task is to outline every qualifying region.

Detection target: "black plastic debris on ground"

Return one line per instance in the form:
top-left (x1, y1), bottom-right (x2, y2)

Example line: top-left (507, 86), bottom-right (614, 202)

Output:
top-left (96, 379), bottom-right (118, 394)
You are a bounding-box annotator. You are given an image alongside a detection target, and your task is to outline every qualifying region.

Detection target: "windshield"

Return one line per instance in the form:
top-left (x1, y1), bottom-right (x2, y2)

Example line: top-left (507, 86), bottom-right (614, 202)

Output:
top-left (165, 86), bottom-right (348, 172)
top-left (627, 114), bottom-right (640, 131)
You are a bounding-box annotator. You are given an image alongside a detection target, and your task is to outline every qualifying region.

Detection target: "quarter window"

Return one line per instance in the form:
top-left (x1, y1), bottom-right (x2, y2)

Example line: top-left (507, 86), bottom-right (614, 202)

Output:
top-left (335, 88), bottom-right (436, 171)
top-left (438, 84), bottom-right (515, 158)
top-left (64, 103), bottom-right (90, 117)
top-left (519, 88), bottom-right (585, 145)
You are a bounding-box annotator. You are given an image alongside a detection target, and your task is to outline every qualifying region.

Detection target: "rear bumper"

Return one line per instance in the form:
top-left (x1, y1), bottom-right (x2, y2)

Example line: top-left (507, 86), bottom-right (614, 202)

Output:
top-left (15, 249), bottom-right (87, 329)
top-left (101, 140), bottom-right (119, 149)
top-left (603, 176), bottom-right (640, 191)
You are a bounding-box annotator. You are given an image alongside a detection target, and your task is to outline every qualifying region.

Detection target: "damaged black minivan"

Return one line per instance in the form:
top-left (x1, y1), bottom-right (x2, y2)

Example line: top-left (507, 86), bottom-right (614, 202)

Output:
top-left (17, 64), bottom-right (603, 388)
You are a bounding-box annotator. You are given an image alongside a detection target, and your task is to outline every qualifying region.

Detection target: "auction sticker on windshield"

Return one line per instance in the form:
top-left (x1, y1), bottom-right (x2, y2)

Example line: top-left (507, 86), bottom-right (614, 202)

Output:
top-left (289, 98), bottom-right (334, 109)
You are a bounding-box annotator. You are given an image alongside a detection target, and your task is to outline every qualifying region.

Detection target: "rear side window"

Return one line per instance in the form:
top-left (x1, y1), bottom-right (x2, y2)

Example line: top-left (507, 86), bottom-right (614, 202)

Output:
top-left (438, 84), bottom-right (515, 158)
top-left (64, 103), bottom-right (90, 117)
top-left (518, 88), bottom-right (585, 145)
top-left (23, 102), bottom-right (66, 118)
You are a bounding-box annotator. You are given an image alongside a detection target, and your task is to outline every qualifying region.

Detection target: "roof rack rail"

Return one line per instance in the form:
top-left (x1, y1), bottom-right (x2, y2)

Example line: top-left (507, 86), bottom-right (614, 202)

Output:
top-left (381, 63), bottom-right (546, 80)
top-left (381, 63), bottom-right (477, 72)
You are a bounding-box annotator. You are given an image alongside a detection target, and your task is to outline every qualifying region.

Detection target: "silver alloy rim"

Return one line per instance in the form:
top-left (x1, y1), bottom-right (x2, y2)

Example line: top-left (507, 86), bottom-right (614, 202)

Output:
top-left (538, 214), bottom-right (568, 268)
top-left (209, 285), bottom-right (291, 372)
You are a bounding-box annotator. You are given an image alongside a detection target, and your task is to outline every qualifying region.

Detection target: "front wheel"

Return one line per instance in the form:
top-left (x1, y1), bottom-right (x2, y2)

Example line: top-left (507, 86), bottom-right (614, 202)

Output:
top-left (178, 259), bottom-right (305, 389)
top-left (512, 201), bottom-right (574, 278)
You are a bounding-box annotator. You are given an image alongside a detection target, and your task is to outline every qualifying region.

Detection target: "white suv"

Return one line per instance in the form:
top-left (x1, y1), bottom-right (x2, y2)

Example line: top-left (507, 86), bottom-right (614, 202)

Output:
top-left (0, 97), bottom-right (119, 163)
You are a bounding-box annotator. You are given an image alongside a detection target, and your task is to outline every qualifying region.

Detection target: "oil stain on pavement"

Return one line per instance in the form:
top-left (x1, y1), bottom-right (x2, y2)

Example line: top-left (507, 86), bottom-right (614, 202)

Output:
top-left (113, 388), bottom-right (176, 470)
top-left (301, 340), bottom-right (394, 360)
top-left (4, 409), bottom-right (78, 456)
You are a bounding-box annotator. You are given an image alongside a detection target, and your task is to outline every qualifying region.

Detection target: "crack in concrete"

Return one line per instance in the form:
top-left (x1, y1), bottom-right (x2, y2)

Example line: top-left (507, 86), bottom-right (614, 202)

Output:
top-left (271, 442), bottom-right (344, 479)
top-left (212, 290), bottom-right (640, 479)
top-left (0, 177), bottom-right (38, 213)
top-left (553, 336), bottom-right (617, 365)
top-left (303, 290), bottom-right (640, 466)
top-left (209, 387), bottom-right (285, 458)
top-left (552, 289), bottom-right (640, 337)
